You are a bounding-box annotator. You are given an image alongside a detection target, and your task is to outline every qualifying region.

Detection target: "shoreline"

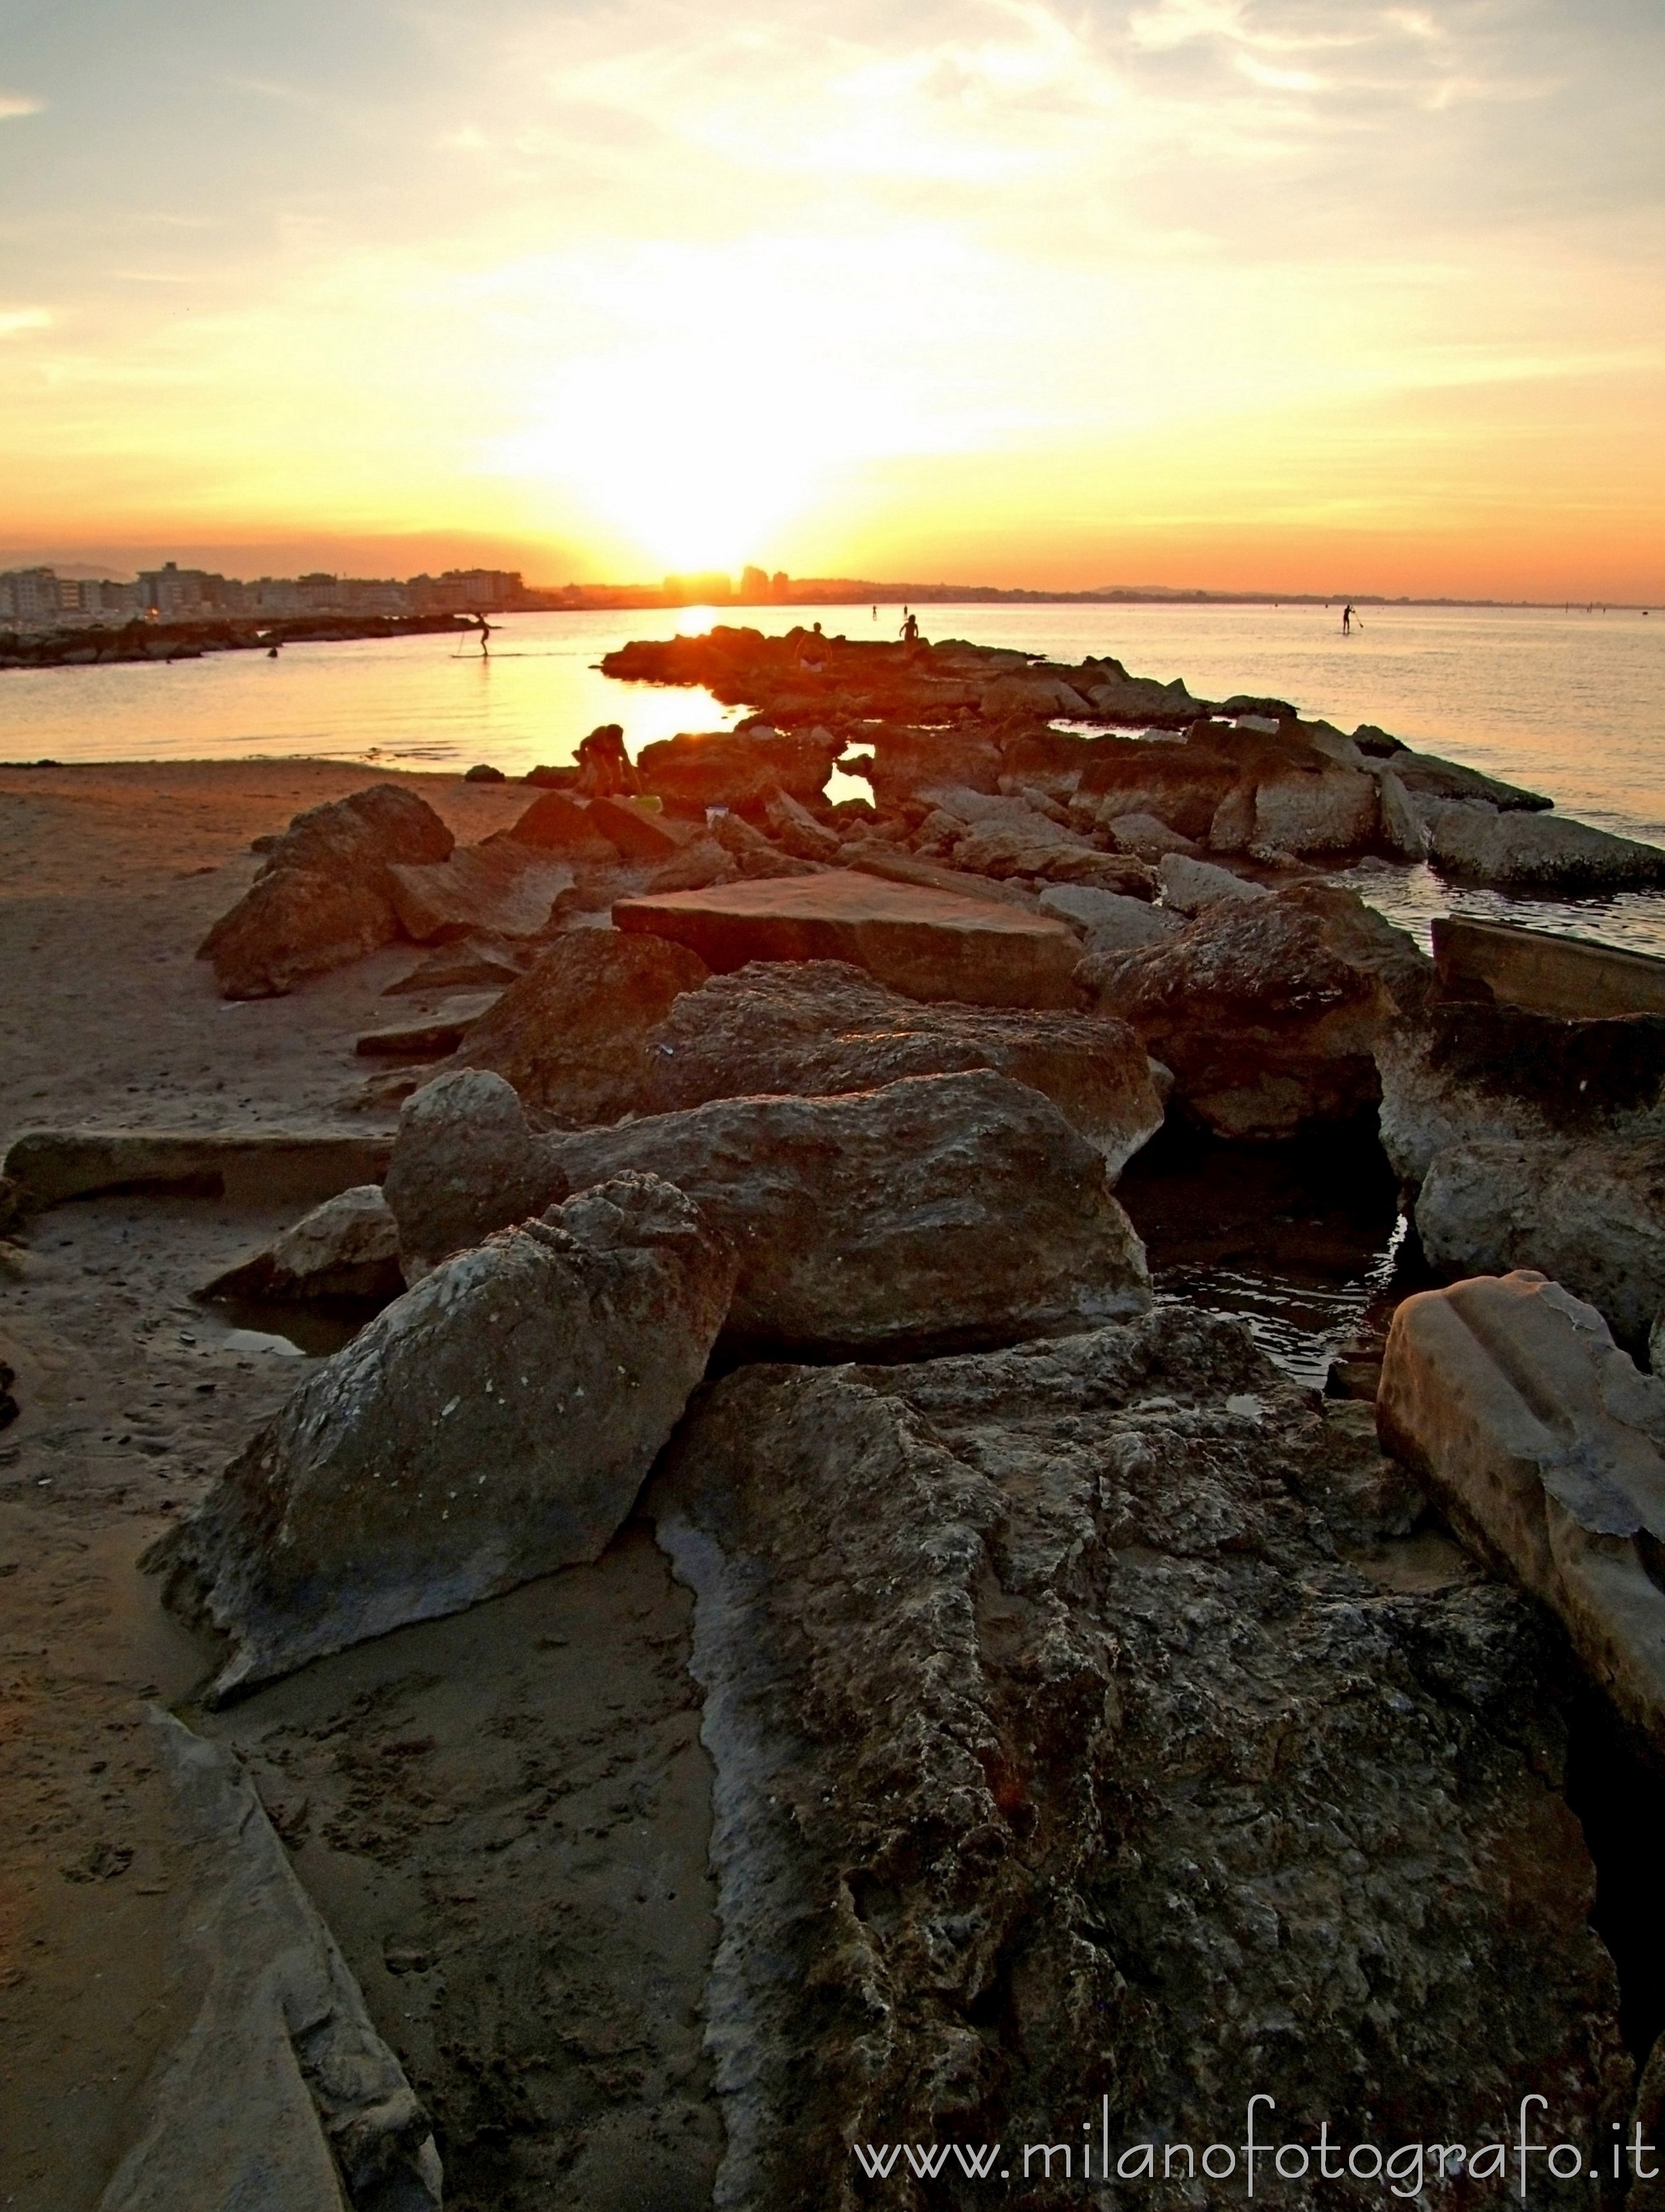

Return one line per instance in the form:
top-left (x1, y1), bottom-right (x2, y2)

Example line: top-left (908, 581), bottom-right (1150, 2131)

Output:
top-left (0, 608), bottom-right (481, 674)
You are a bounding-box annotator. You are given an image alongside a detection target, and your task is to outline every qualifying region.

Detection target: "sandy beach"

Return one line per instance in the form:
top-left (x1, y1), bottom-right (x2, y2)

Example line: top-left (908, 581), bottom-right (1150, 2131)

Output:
top-left (0, 760), bottom-right (724, 2211)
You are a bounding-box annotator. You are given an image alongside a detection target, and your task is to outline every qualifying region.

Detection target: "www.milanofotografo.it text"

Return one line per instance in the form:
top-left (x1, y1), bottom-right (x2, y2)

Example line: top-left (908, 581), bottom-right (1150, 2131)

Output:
top-left (850, 2097), bottom-right (1660, 2196)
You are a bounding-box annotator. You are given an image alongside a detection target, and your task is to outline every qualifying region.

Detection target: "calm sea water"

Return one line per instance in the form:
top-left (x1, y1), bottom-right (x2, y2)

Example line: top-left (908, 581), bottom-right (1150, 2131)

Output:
top-left (3, 599), bottom-right (1662, 952)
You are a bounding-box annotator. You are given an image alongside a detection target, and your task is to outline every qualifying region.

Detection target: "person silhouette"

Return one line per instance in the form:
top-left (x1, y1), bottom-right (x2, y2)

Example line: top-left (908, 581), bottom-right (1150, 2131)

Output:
top-left (900, 610), bottom-right (920, 645)
top-left (1342, 604), bottom-right (1354, 635)
top-left (476, 614), bottom-right (493, 655)
top-left (575, 722), bottom-right (641, 796)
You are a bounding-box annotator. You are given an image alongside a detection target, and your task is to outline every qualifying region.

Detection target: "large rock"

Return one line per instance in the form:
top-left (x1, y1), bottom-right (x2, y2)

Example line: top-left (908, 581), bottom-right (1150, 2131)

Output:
top-left (1038, 882), bottom-right (1179, 951)
top-left (1156, 849), bottom-right (1271, 913)
top-left (101, 1710), bottom-right (440, 2212)
top-left (1415, 1139), bottom-right (1665, 1347)
top-left (1425, 801), bottom-right (1665, 890)
top-left (1379, 1269), bottom-right (1665, 1758)
top-left (148, 1173), bottom-right (737, 1699)
top-left (637, 959), bottom-right (1166, 1173)
top-left (1376, 997), bottom-right (1665, 1186)
top-left (951, 818), bottom-right (1154, 894)
top-left (650, 1307), bottom-right (1628, 2207)
top-left (501, 789), bottom-right (623, 865)
top-left (550, 1071), bottom-right (1150, 1356)
top-left (614, 872), bottom-right (1085, 1009)
top-left (1086, 883), bottom-right (1429, 1140)
top-left (1251, 761), bottom-right (1379, 853)
top-left (198, 784), bottom-right (453, 998)
top-left (838, 838), bottom-right (1043, 912)
top-left (384, 1068), bottom-right (1150, 1356)
top-left (201, 1184), bottom-right (403, 1305)
top-left (636, 727), bottom-right (844, 816)
top-left (387, 837), bottom-right (575, 941)
top-left (454, 929), bottom-right (711, 1123)
top-left (384, 1069), bottom-right (565, 1278)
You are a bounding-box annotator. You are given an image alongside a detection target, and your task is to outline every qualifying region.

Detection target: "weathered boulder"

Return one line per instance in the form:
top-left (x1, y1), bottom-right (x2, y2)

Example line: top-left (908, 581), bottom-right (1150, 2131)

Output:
top-left (387, 837), bottom-right (575, 941)
top-left (1425, 801), bottom-right (1665, 890)
top-left (1037, 882), bottom-right (1179, 950)
top-left (763, 787), bottom-right (842, 862)
top-left (385, 1067), bottom-right (1150, 1356)
top-left (454, 929), bottom-right (711, 1123)
top-left (1415, 1139), bottom-right (1665, 1347)
top-left (636, 727), bottom-right (844, 816)
top-left (1156, 849), bottom-right (1271, 913)
top-left (1376, 998), bottom-right (1665, 1186)
top-left (147, 1173), bottom-right (737, 1699)
top-left (1102, 809), bottom-right (1197, 859)
top-left (100, 1711), bottom-right (440, 2211)
top-left (198, 783), bottom-right (454, 997)
top-left (586, 792), bottom-right (691, 860)
top-left (1076, 735), bottom-right (1240, 842)
top-left (839, 839), bottom-right (1045, 911)
top-left (1389, 749), bottom-right (1551, 812)
top-left (643, 832), bottom-right (741, 892)
top-left (637, 959), bottom-right (1166, 1173)
top-left (614, 872), bottom-right (1086, 1008)
top-left (501, 789), bottom-right (622, 865)
top-left (1086, 883), bottom-right (1429, 1139)
top-left (650, 1306), bottom-right (1628, 2208)
top-left (201, 1184), bottom-right (403, 1305)
top-left (705, 806), bottom-right (822, 879)
top-left (1251, 762), bottom-right (1379, 853)
top-left (1379, 1269), bottom-right (1665, 1758)
top-left (547, 1072), bottom-right (1150, 1356)
top-left (384, 1069), bottom-right (566, 1279)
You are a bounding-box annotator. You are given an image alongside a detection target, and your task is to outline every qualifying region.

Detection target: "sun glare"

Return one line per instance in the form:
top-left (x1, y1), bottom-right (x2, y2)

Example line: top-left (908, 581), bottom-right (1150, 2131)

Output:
top-left (481, 233), bottom-right (997, 576)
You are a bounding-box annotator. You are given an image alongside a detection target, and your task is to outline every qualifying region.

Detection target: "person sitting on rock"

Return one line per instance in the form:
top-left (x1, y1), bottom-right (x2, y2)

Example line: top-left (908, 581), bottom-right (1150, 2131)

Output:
top-left (575, 723), bottom-right (641, 796)
top-left (900, 610), bottom-right (921, 647)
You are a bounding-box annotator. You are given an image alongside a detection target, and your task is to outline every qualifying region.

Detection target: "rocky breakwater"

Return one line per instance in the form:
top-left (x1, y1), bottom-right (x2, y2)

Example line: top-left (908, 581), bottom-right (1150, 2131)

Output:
top-left (651, 1306), bottom-right (1631, 2208)
top-left (195, 779), bottom-right (800, 1005)
top-left (604, 624), bottom-right (1665, 897)
top-left (200, 783), bottom-right (455, 998)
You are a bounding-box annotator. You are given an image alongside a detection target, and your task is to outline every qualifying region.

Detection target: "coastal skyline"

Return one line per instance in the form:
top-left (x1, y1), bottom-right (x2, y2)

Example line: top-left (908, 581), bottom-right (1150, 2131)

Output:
top-left (2, 0), bottom-right (1660, 600)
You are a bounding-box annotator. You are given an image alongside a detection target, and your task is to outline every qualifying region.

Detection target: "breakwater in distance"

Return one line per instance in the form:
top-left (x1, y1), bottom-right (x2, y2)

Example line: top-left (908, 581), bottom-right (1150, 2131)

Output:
top-left (2, 599), bottom-right (1660, 953)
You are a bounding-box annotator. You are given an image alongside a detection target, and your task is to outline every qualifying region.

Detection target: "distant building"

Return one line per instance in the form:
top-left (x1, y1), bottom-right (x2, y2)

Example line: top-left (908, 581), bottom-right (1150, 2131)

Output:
top-left (0, 566), bottom-right (140, 626)
top-left (407, 568), bottom-right (525, 614)
top-left (738, 566), bottom-right (792, 604)
top-left (135, 561), bottom-right (245, 616)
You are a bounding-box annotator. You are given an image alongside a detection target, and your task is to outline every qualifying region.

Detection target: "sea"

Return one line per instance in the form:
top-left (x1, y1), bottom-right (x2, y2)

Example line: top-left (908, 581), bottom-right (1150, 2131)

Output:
top-left (6, 598), bottom-right (1661, 1382)
top-left (4, 598), bottom-right (1662, 956)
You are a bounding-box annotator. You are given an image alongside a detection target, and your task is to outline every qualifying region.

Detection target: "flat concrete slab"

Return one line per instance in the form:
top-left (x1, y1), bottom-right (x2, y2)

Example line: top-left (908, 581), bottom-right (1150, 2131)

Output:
top-left (1433, 913), bottom-right (1665, 1019)
top-left (613, 871), bottom-right (1083, 1007)
top-left (2, 1129), bottom-right (392, 1214)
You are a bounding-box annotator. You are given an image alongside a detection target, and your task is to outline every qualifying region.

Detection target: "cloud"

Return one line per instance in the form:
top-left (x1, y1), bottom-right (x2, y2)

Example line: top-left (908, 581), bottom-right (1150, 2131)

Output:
top-left (0, 90), bottom-right (43, 119)
top-left (0, 309), bottom-right (51, 337)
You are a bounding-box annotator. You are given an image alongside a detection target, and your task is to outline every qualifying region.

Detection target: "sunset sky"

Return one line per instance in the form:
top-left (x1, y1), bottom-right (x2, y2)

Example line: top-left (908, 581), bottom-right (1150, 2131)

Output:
top-left (1, 0), bottom-right (1660, 598)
